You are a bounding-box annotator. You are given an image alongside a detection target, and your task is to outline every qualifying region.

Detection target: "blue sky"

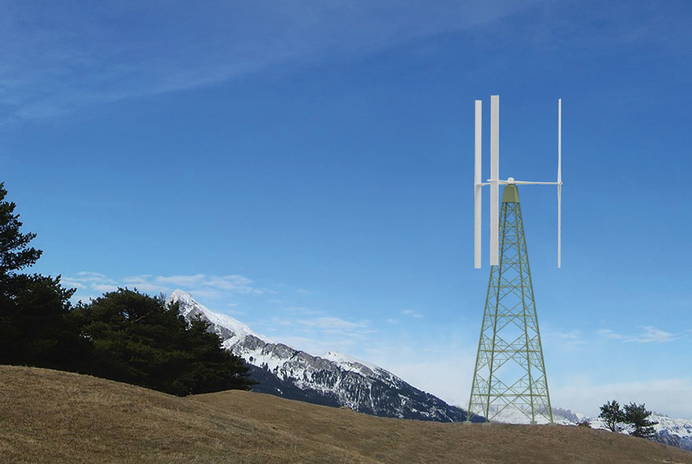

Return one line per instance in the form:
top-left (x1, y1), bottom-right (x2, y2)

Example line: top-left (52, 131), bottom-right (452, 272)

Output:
top-left (2, 0), bottom-right (691, 417)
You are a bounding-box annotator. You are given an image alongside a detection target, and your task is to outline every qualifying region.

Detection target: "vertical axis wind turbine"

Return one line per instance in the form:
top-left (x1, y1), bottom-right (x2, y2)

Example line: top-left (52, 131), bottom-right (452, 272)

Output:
top-left (467, 95), bottom-right (563, 424)
top-left (474, 95), bottom-right (563, 269)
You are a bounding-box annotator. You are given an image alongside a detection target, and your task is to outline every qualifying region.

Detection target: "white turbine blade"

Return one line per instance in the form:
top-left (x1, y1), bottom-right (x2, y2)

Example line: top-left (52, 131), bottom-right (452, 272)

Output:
top-left (490, 95), bottom-right (500, 266)
top-left (558, 98), bottom-right (562, 184)
top-left (557, 98), bottom-right (563, 268)
top-left (474, 100), bottom-right (482, 269)
top-left (557, 184), bottom-right (562, 268)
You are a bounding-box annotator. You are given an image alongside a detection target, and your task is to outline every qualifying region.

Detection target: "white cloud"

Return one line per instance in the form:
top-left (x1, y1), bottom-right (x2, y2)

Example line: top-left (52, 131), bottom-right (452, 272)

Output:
top-left (91, 284), bottom-right (118, 293)
top-left (123, 273), bottom-right (265, 295)
top-left (598, 326), bottom-right (679, 343)
top-left (120, 275), bottom-right (169, 293)
top-left (64, 271), bottom-right (266, 302)
top-left (630, 326), bottom-right (676, 343)
top-left (597, 328), bottom-right (625, 340)
top-left (544, 328), bottom-right (586, 348)
top-left (401, 309), bottom-right (424, 319)
top-left (298, 316), bottom-right (365, 330)
top-left (62, 272), bottom-right (118, 295)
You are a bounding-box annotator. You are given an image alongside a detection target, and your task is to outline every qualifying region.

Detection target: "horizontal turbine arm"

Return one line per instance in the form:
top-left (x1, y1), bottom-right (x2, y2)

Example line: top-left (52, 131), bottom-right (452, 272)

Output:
top-left (509, 180), bottom-right (562, 185)
top-left (483, 179), bottom-right (562, 185)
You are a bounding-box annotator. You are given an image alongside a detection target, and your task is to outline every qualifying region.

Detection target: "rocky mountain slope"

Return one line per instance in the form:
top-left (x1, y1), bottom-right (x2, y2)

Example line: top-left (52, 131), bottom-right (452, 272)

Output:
top-left (168, 290), bottom-right (471, 422)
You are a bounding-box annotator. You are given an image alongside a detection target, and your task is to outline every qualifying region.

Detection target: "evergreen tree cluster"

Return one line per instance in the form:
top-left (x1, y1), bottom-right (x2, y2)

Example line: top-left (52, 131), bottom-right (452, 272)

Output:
top-left (598, 400), bottom-right (658, 439)
top-left (0, 182), bottom-right (254, 395)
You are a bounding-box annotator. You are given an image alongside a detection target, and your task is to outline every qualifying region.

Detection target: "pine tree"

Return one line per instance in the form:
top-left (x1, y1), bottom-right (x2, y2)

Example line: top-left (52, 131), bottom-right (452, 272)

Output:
top-left (599, 400), bottom-right (625, 432)
top-left (73, 289), bottom-right (255, 395)
top-left (0, 182), bottom-right (42, 278)
top-left (0, 182), bottom-right (85, 369)
top-left (624, 402), bottom-right (658, 439)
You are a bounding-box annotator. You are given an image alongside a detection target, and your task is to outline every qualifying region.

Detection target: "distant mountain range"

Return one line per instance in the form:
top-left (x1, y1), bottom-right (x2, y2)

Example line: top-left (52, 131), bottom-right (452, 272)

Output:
top-left (168, 290), bottom-right (691, 451)
top-left (550, 409), bottom-right (692, 452)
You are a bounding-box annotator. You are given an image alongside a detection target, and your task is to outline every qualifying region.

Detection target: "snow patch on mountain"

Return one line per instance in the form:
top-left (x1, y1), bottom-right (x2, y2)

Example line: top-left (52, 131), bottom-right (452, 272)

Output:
top-left (321, 351), bottom-right (380, 374)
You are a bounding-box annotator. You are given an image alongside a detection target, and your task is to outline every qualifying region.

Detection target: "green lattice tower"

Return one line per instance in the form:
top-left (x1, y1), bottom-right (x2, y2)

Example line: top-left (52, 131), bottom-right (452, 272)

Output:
top-left (467, 184), bottom-right (553, 424)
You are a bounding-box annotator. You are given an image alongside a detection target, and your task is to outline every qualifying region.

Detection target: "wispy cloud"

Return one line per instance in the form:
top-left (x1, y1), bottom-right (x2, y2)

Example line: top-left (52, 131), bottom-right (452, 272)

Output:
top-left (0, 1), bottom-right (538, 123)
top-left (125, 274), bottom-right (268, 295)
top-left (598, 326), bottom-right (679, 343)
top-left (62, 272), bottom-right (118, 300)
top-left (543, 328), bottom-right (587, 349)
top-left (401, 309), bottom-right (424, 319)
top-left (280, 305), bottom-right (323, 316)
top-left (63, 271), bottom-right (267, 301)
top-left (297, 316), bottom-right (367, 331)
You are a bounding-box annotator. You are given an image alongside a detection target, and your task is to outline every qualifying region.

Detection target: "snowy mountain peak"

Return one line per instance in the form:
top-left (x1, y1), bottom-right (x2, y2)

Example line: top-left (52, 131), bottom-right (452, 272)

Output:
top-left (168, 289), bottom-right (196, 312)
top-left (167, 289), bottom-right (255, 343)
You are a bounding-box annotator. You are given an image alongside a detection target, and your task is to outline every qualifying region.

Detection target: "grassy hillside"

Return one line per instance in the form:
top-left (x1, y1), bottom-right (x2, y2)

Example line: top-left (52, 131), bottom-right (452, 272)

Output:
top-left (1, 366), bottom-right (690, 464)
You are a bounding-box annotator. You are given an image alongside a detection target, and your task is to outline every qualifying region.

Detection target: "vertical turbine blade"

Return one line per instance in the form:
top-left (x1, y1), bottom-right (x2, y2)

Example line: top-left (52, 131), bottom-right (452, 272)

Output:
top-left (557, 184), bottom-right (562, 269)
top-left (557, 98), bottom-right (562, 268)
top-left (490, 95), bottom-right (500, 266)
top-left (557, 98), bottom-right (562, 184)
top-left (474, 100), bottom-right (482, 269)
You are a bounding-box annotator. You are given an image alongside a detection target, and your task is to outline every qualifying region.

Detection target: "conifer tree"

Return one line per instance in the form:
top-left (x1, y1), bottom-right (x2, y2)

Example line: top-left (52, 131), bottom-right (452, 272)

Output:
top-left (0, 182), bottom-right (85, 369)
top-left (599, 400), bottom-right (625, 432)
top-left (0, 183), bottom-right (42, 277)
top-left (73, 289), bottom-right (255, 395)
top-left (624, 402), bottom-right (658, 439)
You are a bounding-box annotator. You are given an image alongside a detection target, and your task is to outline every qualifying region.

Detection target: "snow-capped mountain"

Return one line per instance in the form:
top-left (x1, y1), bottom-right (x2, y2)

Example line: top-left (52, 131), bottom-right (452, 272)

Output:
top-left (649, 414), bottom-right (692, 451)
top-left (552, 408), bottom-right (692, 452)
top-left (167, 290), bottom-right (472, 422)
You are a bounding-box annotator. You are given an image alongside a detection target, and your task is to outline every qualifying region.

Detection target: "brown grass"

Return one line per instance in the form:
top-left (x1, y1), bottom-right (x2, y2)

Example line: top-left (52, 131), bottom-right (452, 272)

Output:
top-left (1, 366), bottom-right (691, 464)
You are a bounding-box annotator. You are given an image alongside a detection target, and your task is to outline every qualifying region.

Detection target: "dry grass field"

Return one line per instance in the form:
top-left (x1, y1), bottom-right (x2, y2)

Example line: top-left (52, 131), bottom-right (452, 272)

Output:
top-left (1, 365), bottom-right (690, 464)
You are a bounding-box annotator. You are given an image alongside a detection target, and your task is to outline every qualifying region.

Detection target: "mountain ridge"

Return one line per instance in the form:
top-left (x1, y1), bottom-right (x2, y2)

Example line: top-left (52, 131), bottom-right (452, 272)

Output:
top-left (168, 289), bottom-right (472, 422)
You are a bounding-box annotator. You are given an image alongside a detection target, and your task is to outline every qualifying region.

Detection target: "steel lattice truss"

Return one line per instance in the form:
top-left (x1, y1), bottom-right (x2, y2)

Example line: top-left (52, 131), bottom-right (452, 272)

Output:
top-left (467, 187), bottom-right (553, 424)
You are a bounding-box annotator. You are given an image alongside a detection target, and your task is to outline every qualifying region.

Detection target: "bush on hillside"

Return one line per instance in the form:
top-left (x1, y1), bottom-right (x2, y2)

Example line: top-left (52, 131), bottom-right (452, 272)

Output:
top-left (576, 419), bottom-right (591, 428)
